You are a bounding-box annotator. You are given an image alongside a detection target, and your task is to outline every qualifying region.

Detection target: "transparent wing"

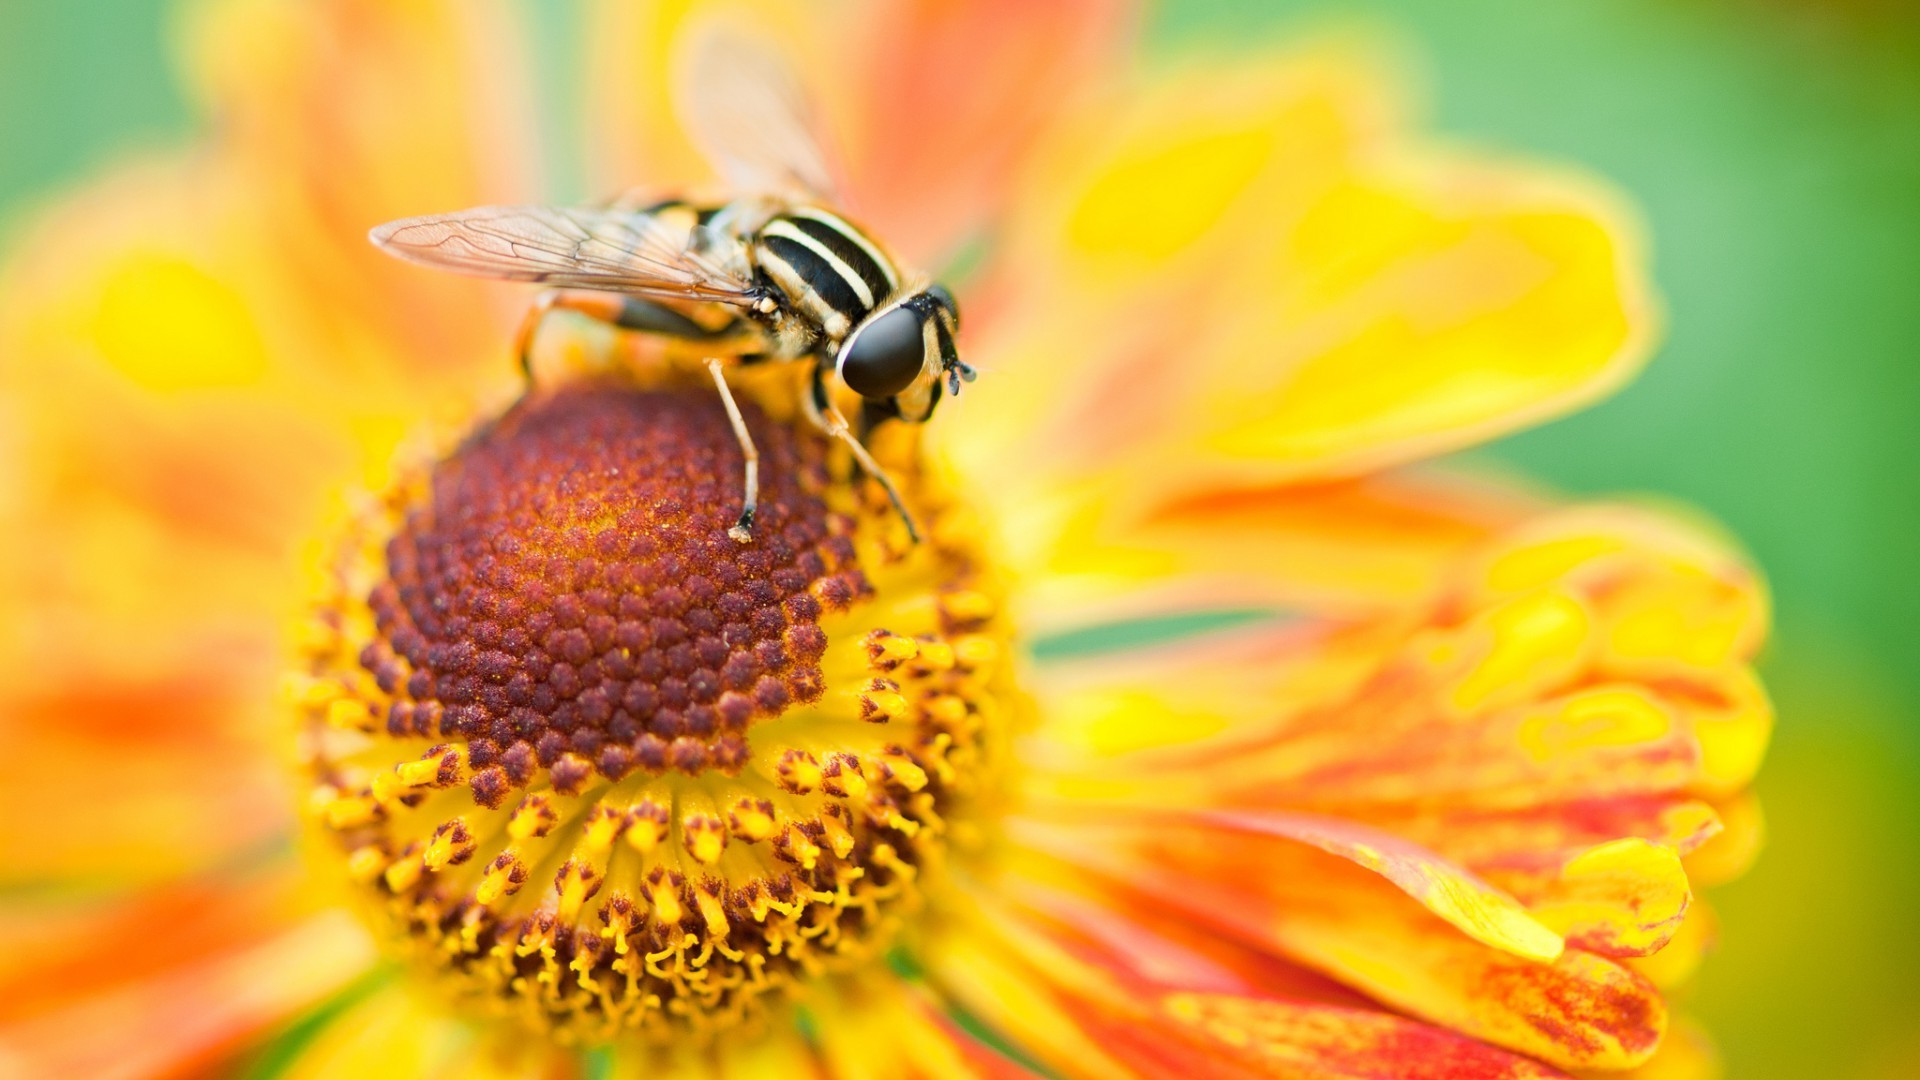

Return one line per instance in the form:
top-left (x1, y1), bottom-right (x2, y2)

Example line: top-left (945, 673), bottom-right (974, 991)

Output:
top-left (368, 205), bottom-right (757, 303)
top-left (677, 22), bottom-right (844, 201)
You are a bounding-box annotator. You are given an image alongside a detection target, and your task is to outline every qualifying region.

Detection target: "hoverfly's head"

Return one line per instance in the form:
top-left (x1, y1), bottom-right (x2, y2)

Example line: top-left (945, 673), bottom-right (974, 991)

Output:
top-left (836, 285), bottom-right (972, 423)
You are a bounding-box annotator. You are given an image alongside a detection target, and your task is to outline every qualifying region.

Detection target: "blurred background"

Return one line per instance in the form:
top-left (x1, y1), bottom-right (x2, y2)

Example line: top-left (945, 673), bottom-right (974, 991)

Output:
top-left (3, 1), bottom-right (1915, 1076)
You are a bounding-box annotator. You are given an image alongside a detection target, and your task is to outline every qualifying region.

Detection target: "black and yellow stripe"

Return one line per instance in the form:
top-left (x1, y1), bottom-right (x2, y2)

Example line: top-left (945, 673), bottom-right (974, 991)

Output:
top-left (754, 206), bottom-right (901, 342)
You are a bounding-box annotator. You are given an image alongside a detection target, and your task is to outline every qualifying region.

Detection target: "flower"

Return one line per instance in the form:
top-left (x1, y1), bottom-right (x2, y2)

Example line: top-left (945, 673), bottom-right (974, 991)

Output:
top-left (0, 0), bottom-right (1769, 1077)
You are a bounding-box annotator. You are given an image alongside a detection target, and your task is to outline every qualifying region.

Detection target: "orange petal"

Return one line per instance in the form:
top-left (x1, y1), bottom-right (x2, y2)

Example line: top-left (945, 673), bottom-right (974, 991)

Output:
top-left (0, 676), bottom-right (290, 888)
top-left (1579, 1019), bottom-right (1720, 1080)
top-left (0, 4), bottom-right (537, 694)
top-left (183, 0), bottom-right (539, 353)
top-left (0, 910), bottom-right (374, 1080)
top-left (995, 46), bottom-right (1401, 295)
top-left (1158, 677), bottom-right (1702, 815)
top-left (997, 856), bottom-right (1378, 1010)
top-left (697, 1032), bottom-right (830, 1080)
top-left (586, 0), bottom-right (1134, 268)
top-left (930, 882), bottom-right (1572, 1080)
top-left (1156, 991), bottom-right (1571, 1080)
top-left (1340, 796), bottom-right (1724, 879)
top-left (0, 8), bottom-right (548, 839)
top-left (1326, 815), bottom-right (1705, 963)
top-left (1030, 504), bottom-right (1768, 820)
top-left (0, 867), bottom-right (309, 1025)
top-left (1021, 822), bottom-right (1667, 1070)
top-left (1023, 809), bottom-right (1566, 963)
top-left (0, 165), bottom-right (351, 688)
top-left (837, 0), bottom-right (1138, 265)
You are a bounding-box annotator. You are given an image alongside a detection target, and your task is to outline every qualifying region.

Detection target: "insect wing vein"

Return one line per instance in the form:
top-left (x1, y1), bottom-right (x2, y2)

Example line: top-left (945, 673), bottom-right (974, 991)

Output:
top-left (369, 205), bottom-right (755, 303)
top-left (678, 22), bottom-right (845, 201)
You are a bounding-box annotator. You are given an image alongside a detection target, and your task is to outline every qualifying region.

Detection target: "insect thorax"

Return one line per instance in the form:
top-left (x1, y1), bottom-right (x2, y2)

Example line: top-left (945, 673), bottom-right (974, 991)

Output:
top-left (752, 206), bottom-right (902, 351)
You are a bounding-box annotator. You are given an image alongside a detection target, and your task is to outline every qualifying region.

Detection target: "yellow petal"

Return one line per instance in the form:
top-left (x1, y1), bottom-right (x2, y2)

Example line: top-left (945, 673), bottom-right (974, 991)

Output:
top-left (1674, 669), bottom-right (1773, 798)
top-left (1002, 467), bottom-right (1540, 633)
top-left (1682, 792), bottom-right (1765, 888)
top-left (1190, 164), bottom-right (1652, 481)
top-left (933, 879), bottom-right (1574, 1080)
top-left (809, 976), bottom-right (1030, 1080)
top-left (1025, 616), bottom-right (1401, 760)
top-left (1028, 809), bottom-right (1567, 963)
top-left (1467, 506), bottom-right (1769, 676)
top-left (946, 43), bottom-right (1400, 487)
top-left (1054, 833), bottom-right (1667, 1070)
top-left (1628, 901), bottom-right (1719, 991)
top-left (1522, 838), bottom-right (1693, 958)
top-left (0, 0), bottom-right (540, 701)
top-left (1353, 797), bottom-right (1724, 885)
top-left (266, 981), bottom-right (455, 1080)
top-left (955, 46), bottom-right (1652, 514)
top-left (928, 922), bottom-right (1137, 1080)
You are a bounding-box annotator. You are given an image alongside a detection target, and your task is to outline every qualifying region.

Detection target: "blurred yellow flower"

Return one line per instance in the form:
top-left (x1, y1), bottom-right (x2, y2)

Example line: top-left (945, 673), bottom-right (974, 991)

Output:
top-left (0, 1), bottom-right (1769, 1078)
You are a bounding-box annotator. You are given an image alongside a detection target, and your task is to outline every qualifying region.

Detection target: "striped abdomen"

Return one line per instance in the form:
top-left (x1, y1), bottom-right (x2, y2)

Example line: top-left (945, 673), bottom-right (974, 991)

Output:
top-left (754, 207), bottom-right (901, 346)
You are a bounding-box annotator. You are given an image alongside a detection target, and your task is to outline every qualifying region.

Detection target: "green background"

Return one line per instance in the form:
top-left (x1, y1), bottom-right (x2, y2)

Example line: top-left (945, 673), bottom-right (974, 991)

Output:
top-left (5, 1), bottom-right (1916, 1076)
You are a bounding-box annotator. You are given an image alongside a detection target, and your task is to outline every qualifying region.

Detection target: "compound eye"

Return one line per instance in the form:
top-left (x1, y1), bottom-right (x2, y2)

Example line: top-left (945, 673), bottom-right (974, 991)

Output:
top-left (839, 305), bottom-right (926, 399)
top-left (928, 283), bottom-right (960, 327)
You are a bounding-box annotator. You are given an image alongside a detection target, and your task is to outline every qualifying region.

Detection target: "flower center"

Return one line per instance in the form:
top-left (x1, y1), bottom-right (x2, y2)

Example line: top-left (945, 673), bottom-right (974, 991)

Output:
top-left (293, 374), bottom-right (1016, 1044)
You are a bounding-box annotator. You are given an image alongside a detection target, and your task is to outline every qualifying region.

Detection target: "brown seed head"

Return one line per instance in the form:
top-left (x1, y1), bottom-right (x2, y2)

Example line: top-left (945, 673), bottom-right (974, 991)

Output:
top-left (293, 372), bottom-right (1017, 1045)
top-left (364, 382), bottom-right (867, 800)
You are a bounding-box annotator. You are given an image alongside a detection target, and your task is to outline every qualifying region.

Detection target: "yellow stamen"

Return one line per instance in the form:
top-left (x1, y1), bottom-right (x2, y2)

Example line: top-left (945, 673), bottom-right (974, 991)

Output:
top-left (293, 376), bottom-right (1021, 1045)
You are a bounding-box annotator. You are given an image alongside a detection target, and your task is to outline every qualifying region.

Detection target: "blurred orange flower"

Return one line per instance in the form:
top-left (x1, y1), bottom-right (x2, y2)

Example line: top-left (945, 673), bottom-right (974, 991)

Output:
top-left (0, 1), bottom-right (1768, 1078)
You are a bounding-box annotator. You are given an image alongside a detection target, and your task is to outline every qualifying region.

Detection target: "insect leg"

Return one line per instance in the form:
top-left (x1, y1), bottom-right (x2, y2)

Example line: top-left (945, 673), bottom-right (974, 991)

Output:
top-left (514, 290), bottom-right (633, 382)
top-left (515, 290), bottom-right (745, 383)
top-left (805, 362), bottom-right (922, 544)
top-left (705, 358), bottom-right (760, 544)
top-left (512, 290), bottom-right (563, 382)
top-left (610, 298), bottom-right (739, 340)
top-left (857, 398), bottom-right (901, 442)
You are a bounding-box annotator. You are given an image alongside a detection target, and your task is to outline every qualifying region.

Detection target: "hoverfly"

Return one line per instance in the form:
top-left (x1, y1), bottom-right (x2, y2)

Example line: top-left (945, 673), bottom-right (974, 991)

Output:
top-left (368, 27), bottom-right (972, 544)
